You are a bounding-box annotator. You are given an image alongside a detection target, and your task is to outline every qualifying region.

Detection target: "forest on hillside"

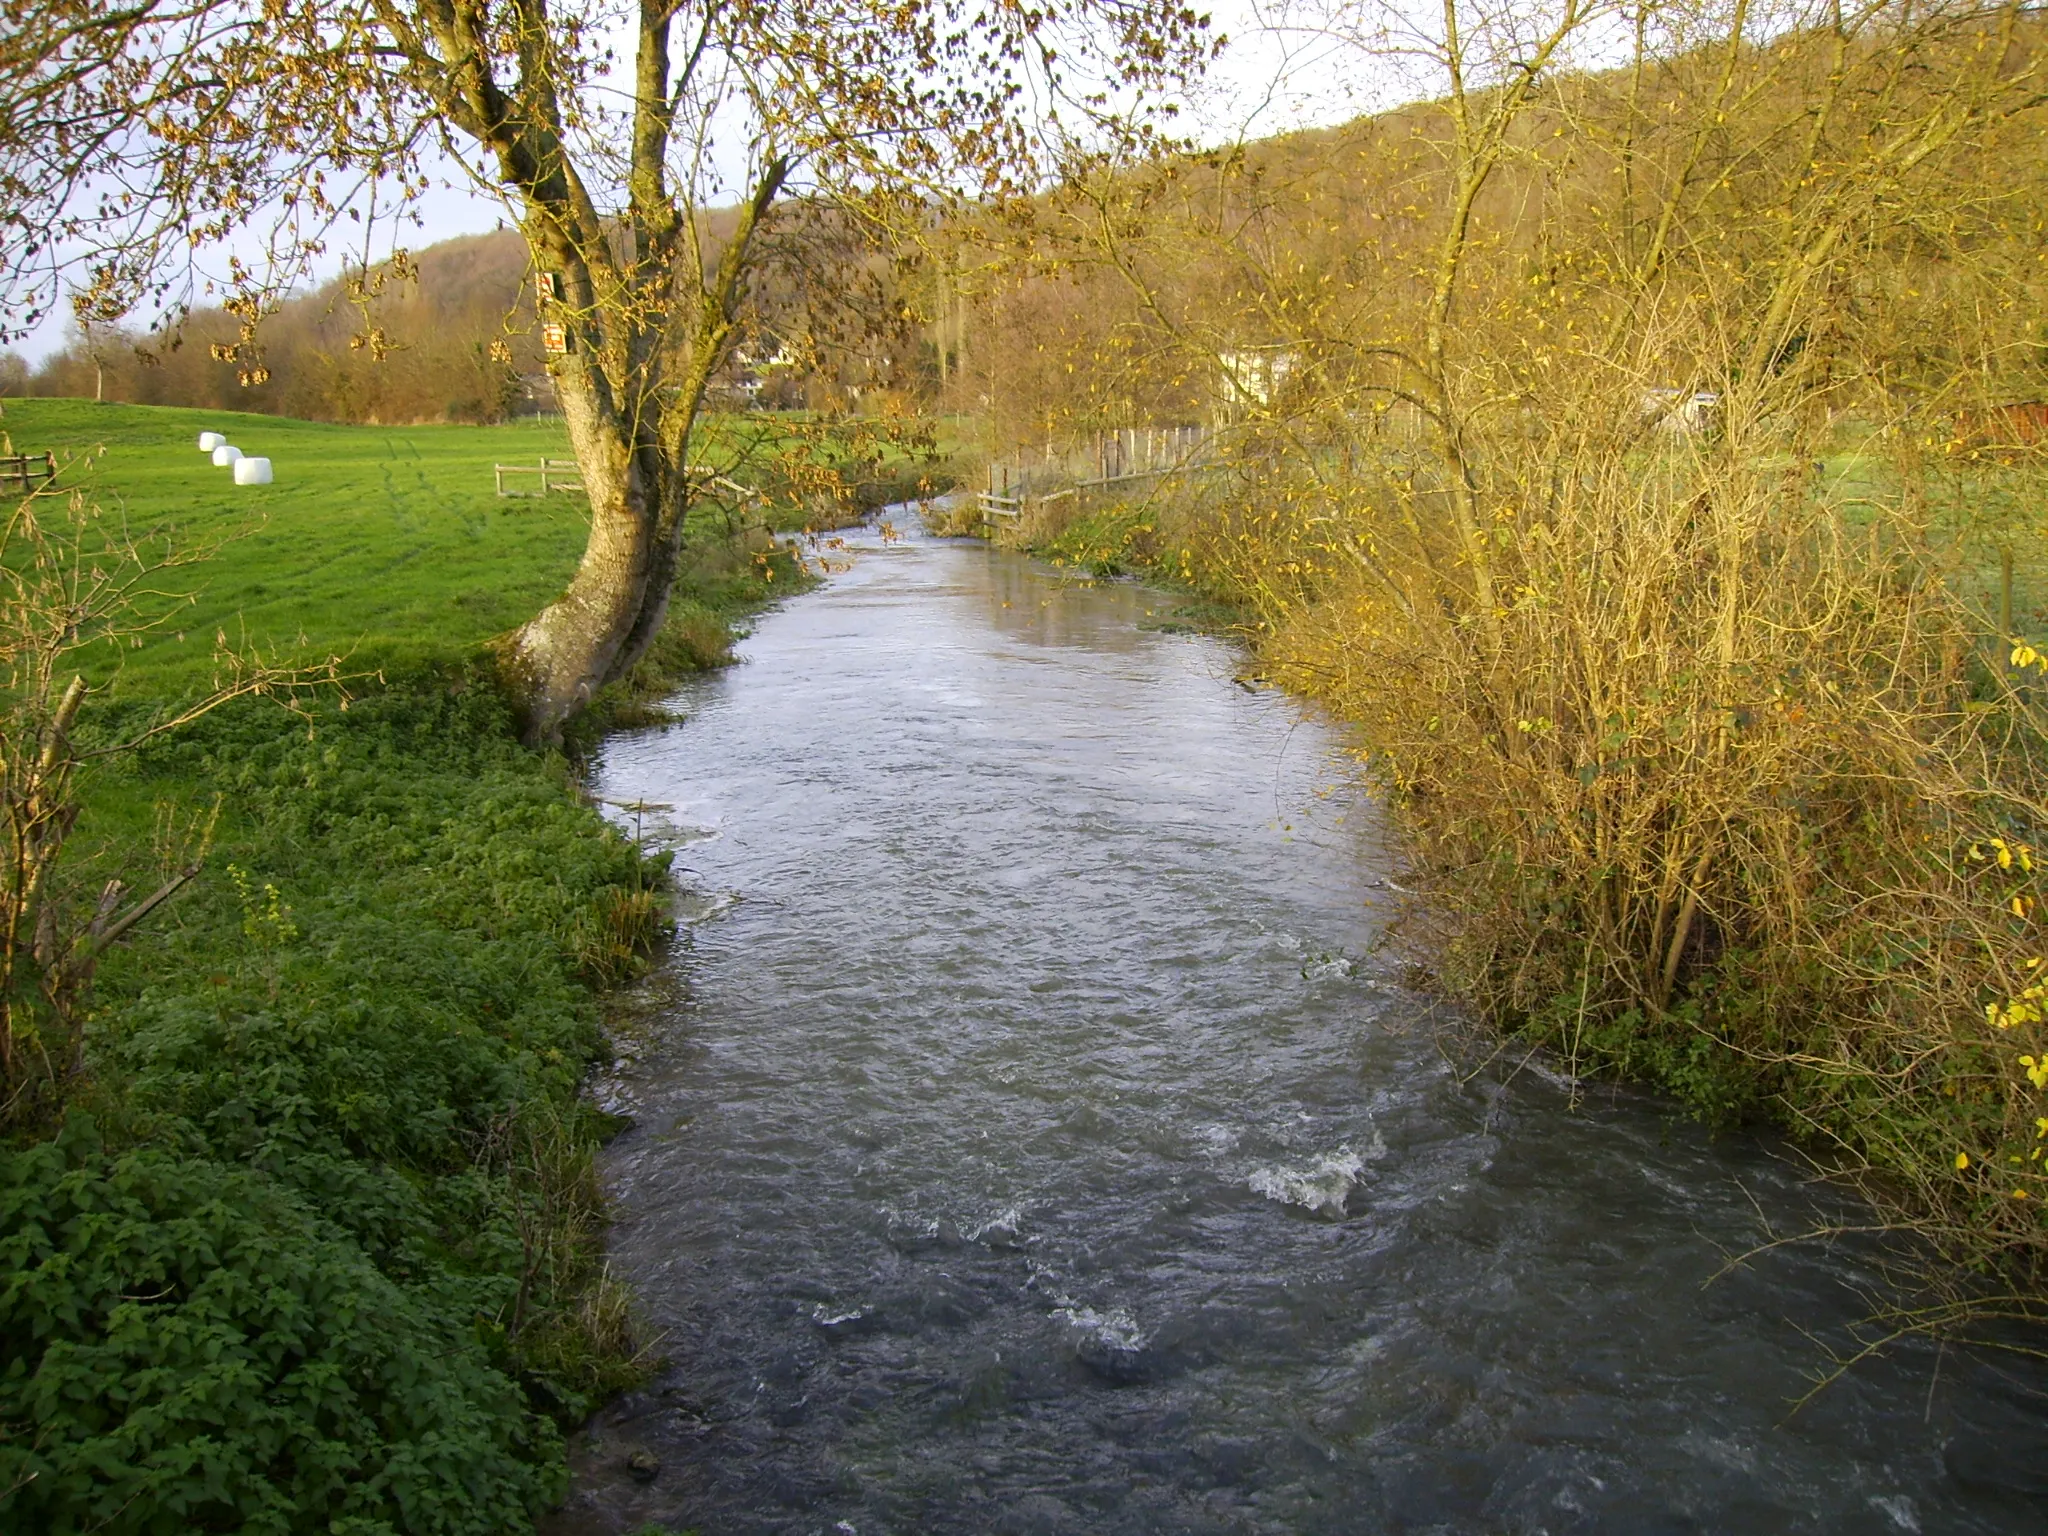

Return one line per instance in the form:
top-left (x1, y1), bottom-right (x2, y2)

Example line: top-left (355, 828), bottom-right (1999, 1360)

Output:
top-left (28, 4), bottom-right (2041, 457)
top-left (7, 215), bottom-right (941, 425)
top-left (12, 233), bottom-right (548, 422)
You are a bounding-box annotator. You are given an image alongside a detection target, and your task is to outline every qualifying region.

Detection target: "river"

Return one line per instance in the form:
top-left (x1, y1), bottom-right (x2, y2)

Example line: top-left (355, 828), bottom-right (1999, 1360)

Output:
top-left (553, 522), bottom-right (2048, 1535)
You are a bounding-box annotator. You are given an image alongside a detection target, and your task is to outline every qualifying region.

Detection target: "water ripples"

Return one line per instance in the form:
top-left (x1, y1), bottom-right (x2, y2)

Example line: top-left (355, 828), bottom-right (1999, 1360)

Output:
top-left (551, 527), bottom-right (2048, 1535)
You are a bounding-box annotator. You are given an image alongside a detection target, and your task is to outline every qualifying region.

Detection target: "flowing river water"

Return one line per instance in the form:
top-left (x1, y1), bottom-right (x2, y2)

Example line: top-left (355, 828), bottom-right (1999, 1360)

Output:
top-left (554, 522), bottom-right (2048, 1535)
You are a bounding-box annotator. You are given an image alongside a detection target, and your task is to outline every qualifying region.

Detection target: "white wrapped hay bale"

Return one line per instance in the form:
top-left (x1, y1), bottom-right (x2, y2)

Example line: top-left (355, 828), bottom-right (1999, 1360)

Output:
top-left (233, 456), bottom-right (273, 486)
top-left (198, 432), bottom-right (223, 451)
top-left (211, 444), bottom-right (242, 466)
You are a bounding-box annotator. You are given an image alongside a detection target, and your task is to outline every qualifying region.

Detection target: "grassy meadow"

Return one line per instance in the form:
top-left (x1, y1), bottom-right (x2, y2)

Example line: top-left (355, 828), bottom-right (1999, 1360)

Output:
top-left (0, 397), bottom-right (948, 694)
top-left (4, 400), bottom-right (592, 692)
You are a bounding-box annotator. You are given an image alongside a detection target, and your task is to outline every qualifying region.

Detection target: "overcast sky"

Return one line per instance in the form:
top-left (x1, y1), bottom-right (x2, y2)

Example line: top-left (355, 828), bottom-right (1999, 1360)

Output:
top-left (9, 0), bottom-right (1383, 365)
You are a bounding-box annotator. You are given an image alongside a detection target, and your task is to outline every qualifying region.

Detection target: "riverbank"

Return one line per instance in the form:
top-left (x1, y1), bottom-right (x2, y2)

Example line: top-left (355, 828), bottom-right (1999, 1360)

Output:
top-left (1001, 471), bottom-right (2048, 1321)
top-left (0, 401), bottom-right (820, 1533)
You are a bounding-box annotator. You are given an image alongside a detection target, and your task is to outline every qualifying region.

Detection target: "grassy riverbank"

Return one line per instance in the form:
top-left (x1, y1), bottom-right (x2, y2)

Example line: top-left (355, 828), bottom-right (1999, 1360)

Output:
top-left (0, 401), bottom-right (815, 1532)
top-left (1008, 453), bottom-right (2048, 1323)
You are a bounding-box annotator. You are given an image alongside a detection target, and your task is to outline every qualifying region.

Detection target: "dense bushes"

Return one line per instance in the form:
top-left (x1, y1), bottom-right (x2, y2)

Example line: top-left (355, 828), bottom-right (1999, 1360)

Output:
top-left (1, 681), bottom-right (666, 1532)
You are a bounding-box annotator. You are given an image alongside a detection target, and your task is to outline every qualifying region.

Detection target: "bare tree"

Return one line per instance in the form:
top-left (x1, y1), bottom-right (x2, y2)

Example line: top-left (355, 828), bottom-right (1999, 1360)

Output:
top-left (0, 0), bottom-right (1209, 739)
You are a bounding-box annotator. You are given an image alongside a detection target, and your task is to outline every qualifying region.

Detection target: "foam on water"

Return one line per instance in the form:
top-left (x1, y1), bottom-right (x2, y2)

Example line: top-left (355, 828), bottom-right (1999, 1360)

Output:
top-left (1248, 1141), bottom-right (1379, 1218)
top-left (809, 1303), bottom-right (872, 1331)
top-left (670, 888), bottom-right (739, 924)
top-left (1053, 1303), bottom-right (1148, 1355)
top-left (966, 1206), bottom-right (1025, 1247)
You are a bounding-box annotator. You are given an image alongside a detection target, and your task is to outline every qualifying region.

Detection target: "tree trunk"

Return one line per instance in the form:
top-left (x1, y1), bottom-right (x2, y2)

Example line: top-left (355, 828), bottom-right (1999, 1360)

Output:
top-left (483, 132), bottom-right (782, 744)
top-left (499, 364), bottom-right (675, 743)
top-left (607, 493), bottom-right (691, 685)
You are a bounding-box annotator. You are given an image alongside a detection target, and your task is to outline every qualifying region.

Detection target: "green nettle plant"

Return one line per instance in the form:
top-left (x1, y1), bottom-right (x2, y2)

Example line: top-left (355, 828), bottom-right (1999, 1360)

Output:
top-left (4, 651), bottom-right (670, 1531)
top-left (2, 1115), bottom-right (565, 1532)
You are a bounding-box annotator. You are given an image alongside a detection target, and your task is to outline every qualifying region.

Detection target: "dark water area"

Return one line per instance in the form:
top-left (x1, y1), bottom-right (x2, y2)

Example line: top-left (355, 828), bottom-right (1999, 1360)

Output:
top-left (552, 522), bottom-right (2048, 1535)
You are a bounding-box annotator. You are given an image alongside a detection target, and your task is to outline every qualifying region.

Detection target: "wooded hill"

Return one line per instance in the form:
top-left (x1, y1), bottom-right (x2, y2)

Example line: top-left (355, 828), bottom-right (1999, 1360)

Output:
top-left (13, 203), bottom-right (936, 425)
top-left (16, 6), bottom-right (2048, 451)
top-left (19, 232), bottom-right (545, 422)
top-left (950, 4), bottom-right (2048, 449)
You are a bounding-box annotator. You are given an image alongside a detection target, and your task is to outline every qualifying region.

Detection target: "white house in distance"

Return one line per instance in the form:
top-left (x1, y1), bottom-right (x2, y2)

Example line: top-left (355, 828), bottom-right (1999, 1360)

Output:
top-left (728, 344), bottom-right (799, 406)
top-left (1640, 387), bottom-right (1722, 436)
top-left (1215, 346), bottom-right (1299, 422)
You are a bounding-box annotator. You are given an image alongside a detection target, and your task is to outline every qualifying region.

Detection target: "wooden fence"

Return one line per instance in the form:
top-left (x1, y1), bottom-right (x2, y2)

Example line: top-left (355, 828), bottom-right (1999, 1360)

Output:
top-left (495, 458), bottom-right (585, 497)
top-left (1, 452), bottom-right (57, 494)
top-left (977, 426), bottom-right (1217, 526)
top-left (495, 459), bottom-right (770, 510)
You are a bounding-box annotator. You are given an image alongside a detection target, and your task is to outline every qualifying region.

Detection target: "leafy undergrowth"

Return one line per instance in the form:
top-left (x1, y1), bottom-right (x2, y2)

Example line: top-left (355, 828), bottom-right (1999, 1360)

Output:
top-left (1026, 502), bottom-right (1175, 580)
top-left (0, 399), bottom-right (867, 1532)
top-left (0, 546), bottom-right (801, 1533)
top-left (3, 678), bottom-right (668, 1532)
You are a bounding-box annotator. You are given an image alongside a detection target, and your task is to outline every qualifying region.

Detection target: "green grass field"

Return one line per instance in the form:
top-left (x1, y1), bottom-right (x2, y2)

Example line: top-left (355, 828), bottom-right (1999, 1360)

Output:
top-left (2, 399), bottom-right (591, 694)
top-left (1788, 426), bottom-right (2048, 640)
top-left (1, 398), bottom-right (956, 697)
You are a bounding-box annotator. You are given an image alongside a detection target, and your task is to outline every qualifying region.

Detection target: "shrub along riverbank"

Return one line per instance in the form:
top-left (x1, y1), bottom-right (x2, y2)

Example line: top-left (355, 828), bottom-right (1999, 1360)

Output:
top-left (0, 401), bottom-right (821, 1532)
top-left (1009, 440), bottom-right (2048, 1332)
top-left (971, 0), bottom-right (2048, 1342)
